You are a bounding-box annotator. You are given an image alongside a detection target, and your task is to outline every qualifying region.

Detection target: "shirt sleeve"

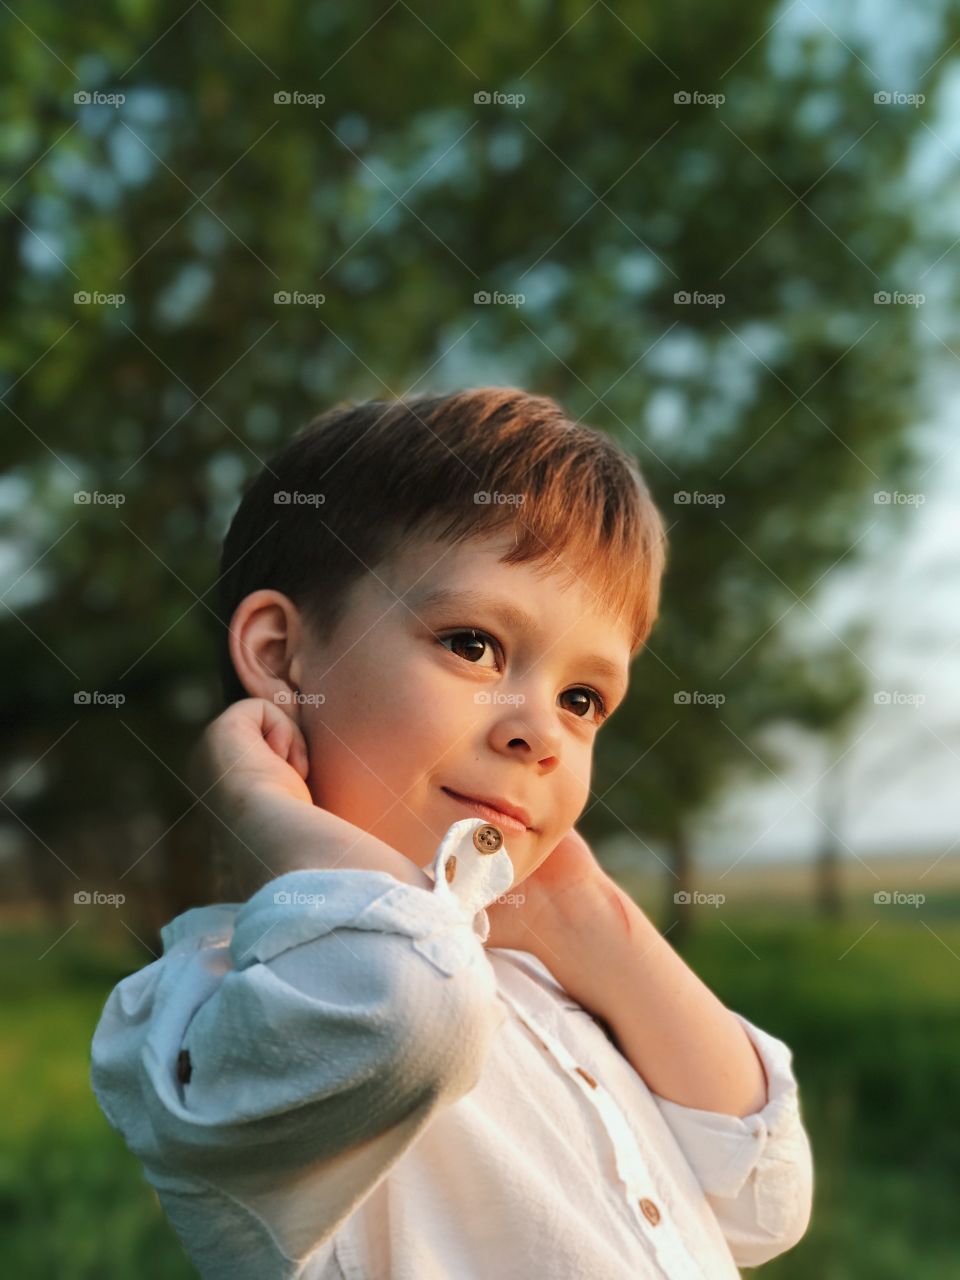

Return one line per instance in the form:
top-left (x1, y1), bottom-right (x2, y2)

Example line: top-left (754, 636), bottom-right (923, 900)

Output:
top-left (650, 1010), bottom-right (814, 1268)
top-left (90, 861), bottom-right (508, 1271)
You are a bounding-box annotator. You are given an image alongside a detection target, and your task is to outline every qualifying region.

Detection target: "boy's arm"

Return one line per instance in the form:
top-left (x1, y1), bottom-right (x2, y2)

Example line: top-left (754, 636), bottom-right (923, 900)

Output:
top-left (496, 846), bottom-right (813, 1269)
top-left (189, 697), bottom-right (432, 895)
top-left (90, 702), bottom-right (508, 1273)
top-left (91, 828), bottom-right (509, 1274)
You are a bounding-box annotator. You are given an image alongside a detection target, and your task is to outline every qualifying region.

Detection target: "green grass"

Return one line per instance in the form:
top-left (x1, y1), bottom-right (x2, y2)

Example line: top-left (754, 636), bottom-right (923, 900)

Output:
top-left (2, 900), bottom-right (959, 1278)
top-left (675, 906), bottom-right (960, 1277)
top-left (0, 925), bottom-right (195, 1279)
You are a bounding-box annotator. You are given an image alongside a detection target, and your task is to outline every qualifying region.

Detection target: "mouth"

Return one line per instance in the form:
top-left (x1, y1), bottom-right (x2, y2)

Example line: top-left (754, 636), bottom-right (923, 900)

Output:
top-left (440, 787), bottom-right (533, 834)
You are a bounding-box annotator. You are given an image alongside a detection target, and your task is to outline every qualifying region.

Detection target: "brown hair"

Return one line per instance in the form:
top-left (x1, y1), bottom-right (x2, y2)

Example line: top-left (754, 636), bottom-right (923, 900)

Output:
top-left (216, 387), bottom-right (667, 705)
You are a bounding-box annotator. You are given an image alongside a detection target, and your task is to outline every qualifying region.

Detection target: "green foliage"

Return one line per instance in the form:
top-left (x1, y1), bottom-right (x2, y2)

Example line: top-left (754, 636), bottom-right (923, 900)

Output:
top-left (2, 3), bottom-right (957, 917)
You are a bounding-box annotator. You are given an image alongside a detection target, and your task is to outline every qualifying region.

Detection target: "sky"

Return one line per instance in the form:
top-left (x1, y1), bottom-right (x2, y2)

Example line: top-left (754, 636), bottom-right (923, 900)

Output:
top-left (682, 403), bottom-right (960, 868)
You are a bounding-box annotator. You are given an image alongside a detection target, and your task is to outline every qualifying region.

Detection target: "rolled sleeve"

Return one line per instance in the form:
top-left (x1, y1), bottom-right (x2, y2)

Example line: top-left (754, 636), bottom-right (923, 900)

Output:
top-left (651, 1010), bottom-right (814, 1267)
top-left (93, 867), bottom-right (506, 1183)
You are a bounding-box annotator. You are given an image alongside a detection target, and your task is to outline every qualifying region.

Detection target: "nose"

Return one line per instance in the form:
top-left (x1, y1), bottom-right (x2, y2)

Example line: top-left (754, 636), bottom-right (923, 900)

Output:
top-left (488, 705), bottom-right (561, 768)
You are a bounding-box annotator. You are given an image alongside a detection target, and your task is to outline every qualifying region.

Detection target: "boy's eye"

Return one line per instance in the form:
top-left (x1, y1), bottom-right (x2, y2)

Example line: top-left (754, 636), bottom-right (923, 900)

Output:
top-left (435, 629), bottom-right (608, 724)
top-left (437, 628), bottom-right (499, 668)
top-left (559, 688), bottom-right (608, 723)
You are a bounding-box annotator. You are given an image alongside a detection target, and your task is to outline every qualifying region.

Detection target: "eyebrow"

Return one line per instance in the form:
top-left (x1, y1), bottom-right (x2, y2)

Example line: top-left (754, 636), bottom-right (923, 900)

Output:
top-left (412, 586), bottom-right (630, 695)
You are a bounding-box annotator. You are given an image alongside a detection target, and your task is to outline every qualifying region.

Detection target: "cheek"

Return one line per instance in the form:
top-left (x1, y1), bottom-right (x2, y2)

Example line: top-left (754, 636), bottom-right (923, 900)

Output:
top-left (306, 648), bottom-right (459, 782)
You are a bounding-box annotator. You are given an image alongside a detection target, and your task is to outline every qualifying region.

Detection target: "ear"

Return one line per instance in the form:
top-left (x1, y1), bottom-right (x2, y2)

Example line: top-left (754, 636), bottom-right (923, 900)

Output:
top-left (226, 589), bottom-right (305, 710)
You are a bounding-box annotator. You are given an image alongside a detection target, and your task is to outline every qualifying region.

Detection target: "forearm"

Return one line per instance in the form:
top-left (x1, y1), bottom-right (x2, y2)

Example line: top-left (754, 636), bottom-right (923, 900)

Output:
top-left (529, 874), bottom-right (768, 1118)
top-left (218, 790), bottom-right (433, 894)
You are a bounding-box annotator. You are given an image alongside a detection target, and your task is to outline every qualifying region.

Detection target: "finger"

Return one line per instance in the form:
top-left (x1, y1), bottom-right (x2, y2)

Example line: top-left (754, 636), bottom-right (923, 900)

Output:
top-left (285, 717), bottom-right (311, 779)
top-left (261, 699), bottom-right (311, 779)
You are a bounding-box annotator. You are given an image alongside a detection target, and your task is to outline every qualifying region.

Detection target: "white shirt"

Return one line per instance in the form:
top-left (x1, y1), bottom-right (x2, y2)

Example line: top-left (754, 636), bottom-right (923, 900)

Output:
top-left (90, 817), bottom-right (813, 1279)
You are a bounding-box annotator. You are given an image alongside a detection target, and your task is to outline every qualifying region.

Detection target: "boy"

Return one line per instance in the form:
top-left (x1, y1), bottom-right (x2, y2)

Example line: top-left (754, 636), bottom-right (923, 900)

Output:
top-left (90, 388), bottom-right (813, 1278)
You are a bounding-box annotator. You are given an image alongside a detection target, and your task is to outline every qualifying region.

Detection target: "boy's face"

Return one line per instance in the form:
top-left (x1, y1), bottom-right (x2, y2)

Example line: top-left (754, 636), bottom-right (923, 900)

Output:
top-left (292, 529), bottom-right (633, 886)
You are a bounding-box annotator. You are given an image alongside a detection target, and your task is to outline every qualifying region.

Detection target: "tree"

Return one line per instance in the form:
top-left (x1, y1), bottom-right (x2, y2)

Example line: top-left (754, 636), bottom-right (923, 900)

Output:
top-left (1, 3), bottom-right (955, 941)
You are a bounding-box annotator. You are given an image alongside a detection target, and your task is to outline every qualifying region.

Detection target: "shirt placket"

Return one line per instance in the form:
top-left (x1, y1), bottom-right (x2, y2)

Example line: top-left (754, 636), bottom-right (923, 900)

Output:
top-left (495, 986), bottom-right (711, 1280)
top-left (433, 818), bottom-right (713, 1278)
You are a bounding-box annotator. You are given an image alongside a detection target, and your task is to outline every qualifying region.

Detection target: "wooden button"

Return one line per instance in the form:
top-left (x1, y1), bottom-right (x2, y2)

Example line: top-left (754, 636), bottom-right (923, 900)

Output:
top-left (473, 823), bottom-right (503, 853)
top-left (638, 1197), bottom-right (661, 1226)
top-left (574, 1065), bottom-right (598, 1089)
top-left (445, 855), bottom-right (457, 883)
top-left (176, 1048), bottom-right (192, 1084)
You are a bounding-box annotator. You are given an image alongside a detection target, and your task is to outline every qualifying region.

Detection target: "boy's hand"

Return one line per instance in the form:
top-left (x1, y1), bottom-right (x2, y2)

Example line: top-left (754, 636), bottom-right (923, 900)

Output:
top-left (190, 695), bottom-right (312, 810)
top-left (189, 697), bottom-right (316, 895)
top-left (483, 827), bottom-right (613, 954)
top-left (190, 697), bottom-right (431, 898)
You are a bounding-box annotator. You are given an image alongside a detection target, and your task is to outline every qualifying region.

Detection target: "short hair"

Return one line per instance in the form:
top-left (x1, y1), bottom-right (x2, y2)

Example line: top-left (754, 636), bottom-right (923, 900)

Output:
top-left (216, 387), bottom-right (667, 706)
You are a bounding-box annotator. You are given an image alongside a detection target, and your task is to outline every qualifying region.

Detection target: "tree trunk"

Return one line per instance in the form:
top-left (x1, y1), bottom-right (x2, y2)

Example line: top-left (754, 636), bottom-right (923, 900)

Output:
top-left (666, 821), bottom-right (694, 949)
top-left (814, 750), bottom-right (846, 919)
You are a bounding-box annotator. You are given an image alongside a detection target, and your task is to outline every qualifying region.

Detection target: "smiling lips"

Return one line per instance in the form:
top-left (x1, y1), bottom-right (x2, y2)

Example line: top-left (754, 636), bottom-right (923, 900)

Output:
top-left (440, 786), bottom-right (533, 833)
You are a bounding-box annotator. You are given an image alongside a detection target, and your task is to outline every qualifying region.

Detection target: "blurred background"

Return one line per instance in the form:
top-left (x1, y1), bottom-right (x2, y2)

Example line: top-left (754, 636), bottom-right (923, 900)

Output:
top-left (2, 2), bottom-right (959, 1276)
